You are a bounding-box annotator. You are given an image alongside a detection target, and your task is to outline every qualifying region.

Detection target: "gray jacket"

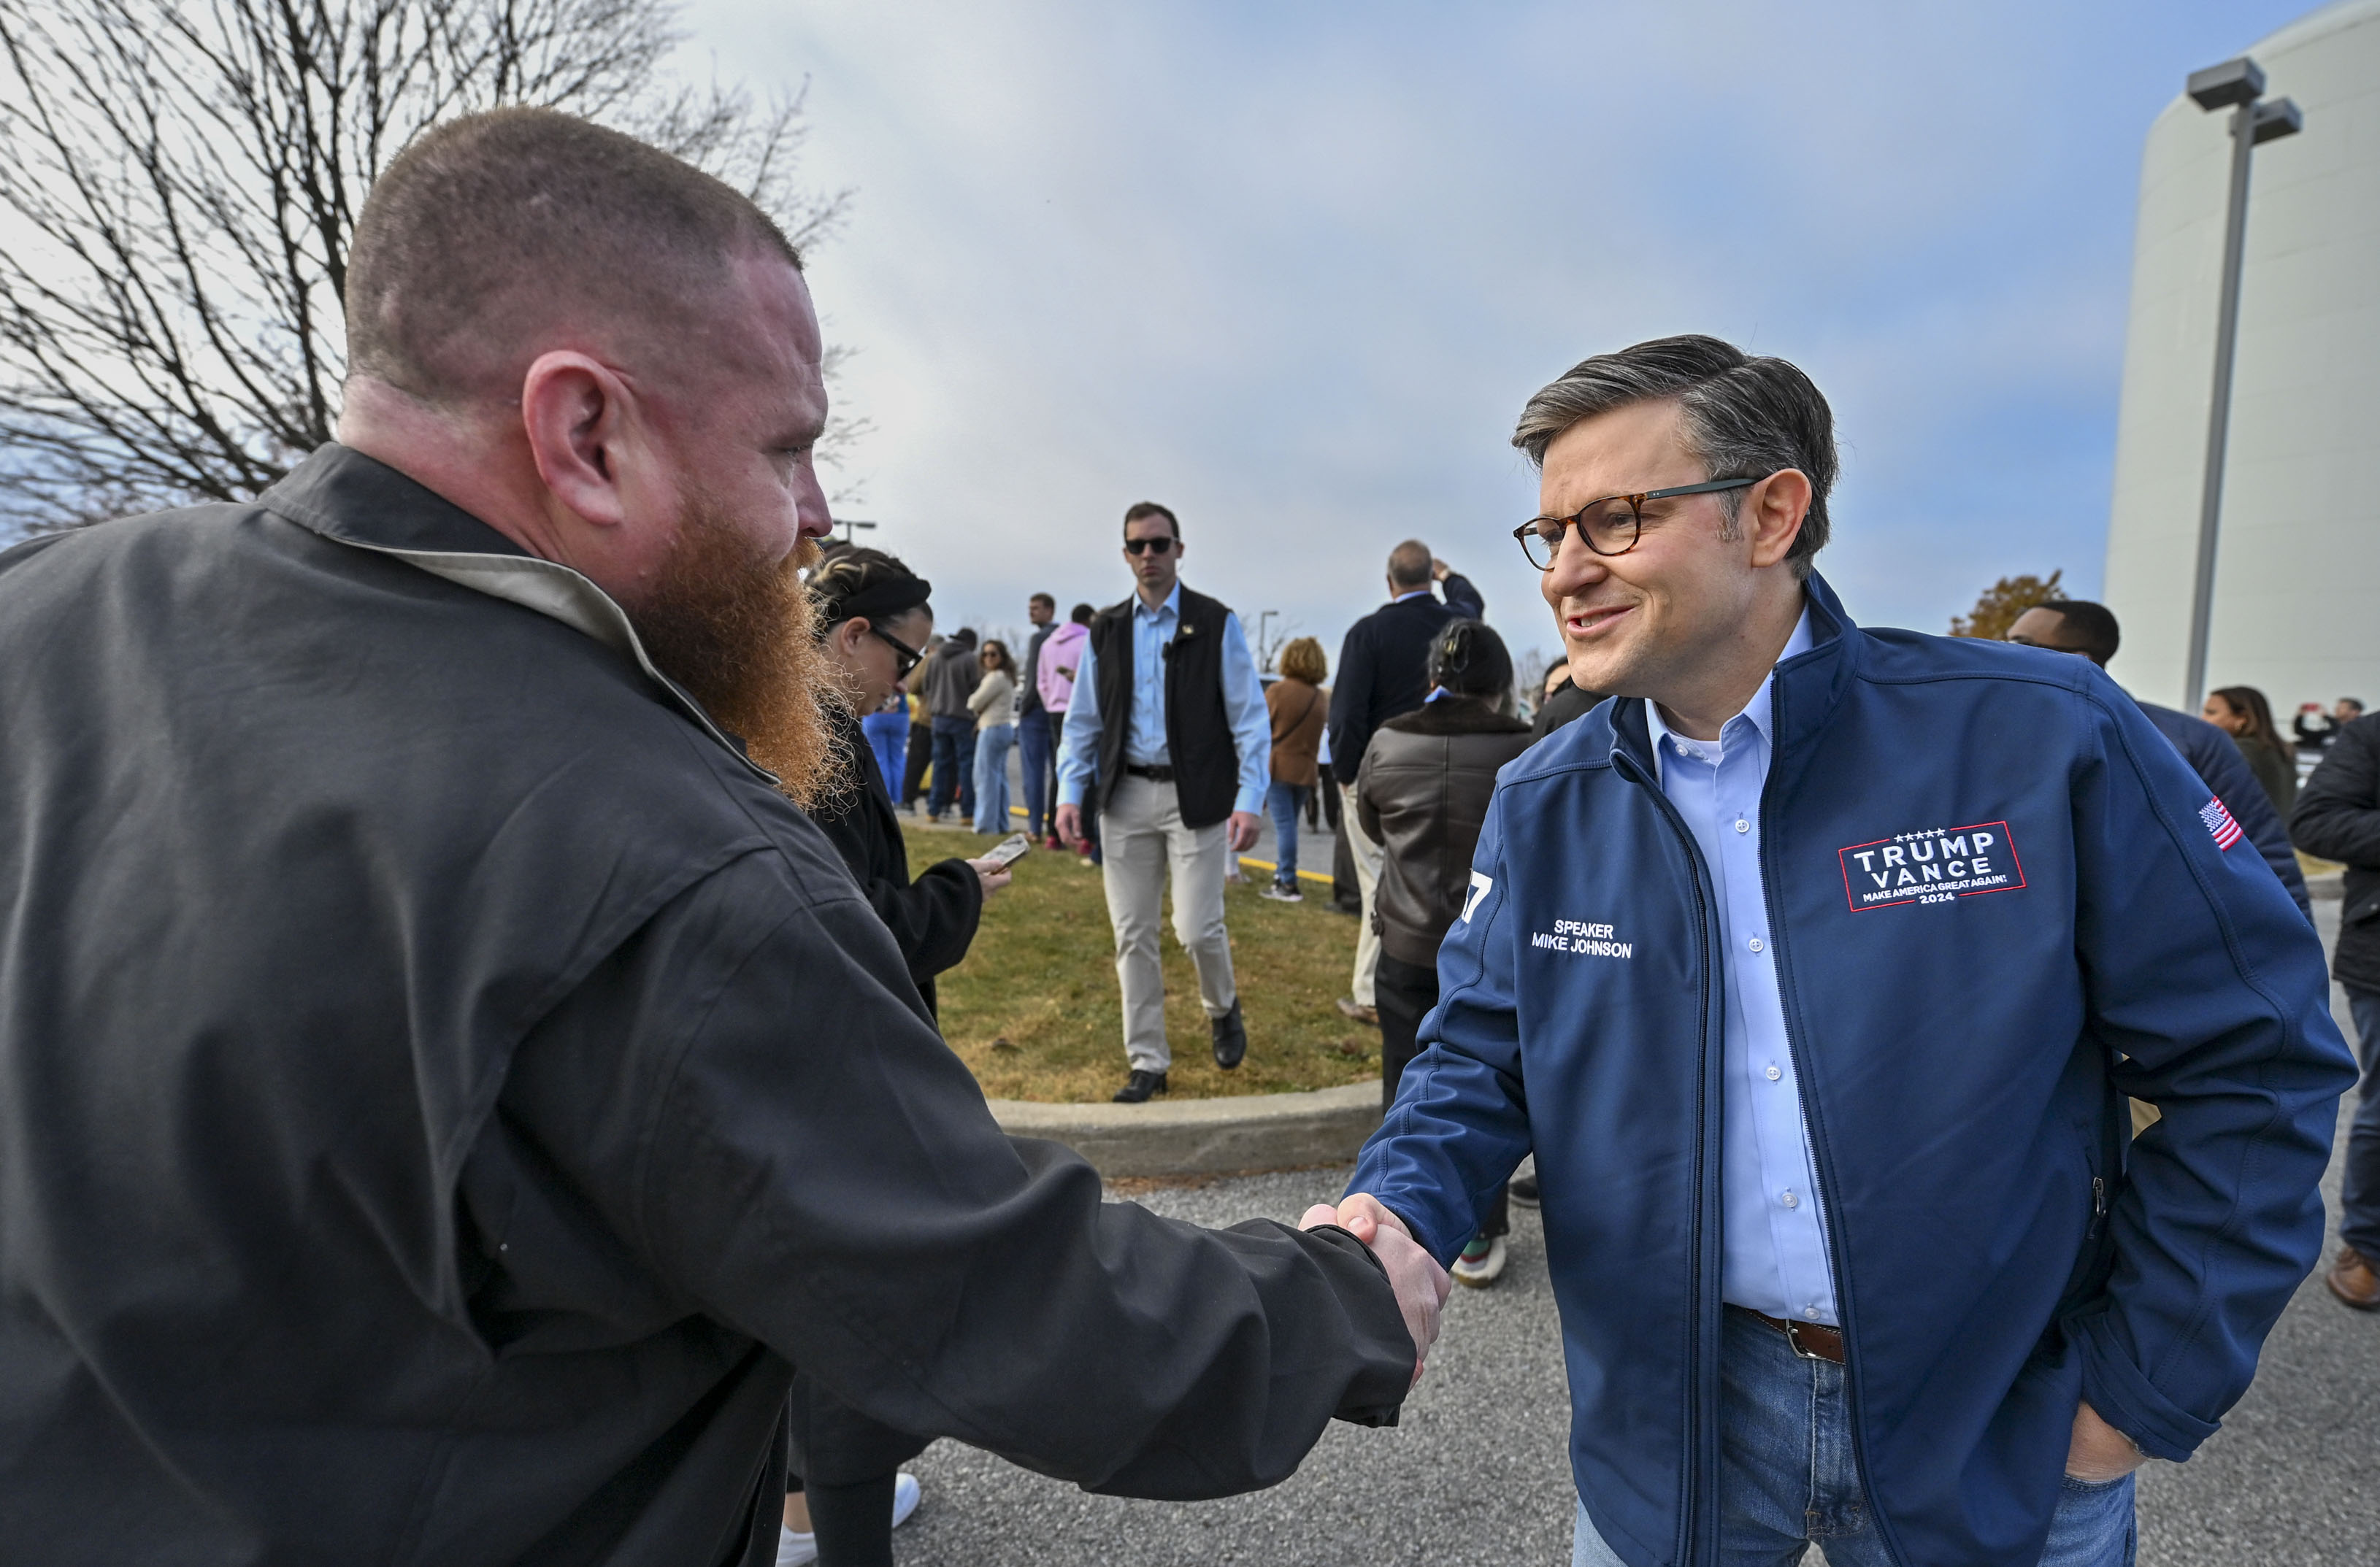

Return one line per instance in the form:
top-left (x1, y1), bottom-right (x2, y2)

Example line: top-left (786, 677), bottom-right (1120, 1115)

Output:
top-left (923, 638), bottom-right (982, 718)
top-left (0, 445), bottom-right (1411, 1564)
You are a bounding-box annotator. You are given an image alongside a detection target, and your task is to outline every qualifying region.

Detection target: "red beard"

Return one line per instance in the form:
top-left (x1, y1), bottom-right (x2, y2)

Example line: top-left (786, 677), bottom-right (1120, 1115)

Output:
top-left (623, 491), bottom-right (842, 807)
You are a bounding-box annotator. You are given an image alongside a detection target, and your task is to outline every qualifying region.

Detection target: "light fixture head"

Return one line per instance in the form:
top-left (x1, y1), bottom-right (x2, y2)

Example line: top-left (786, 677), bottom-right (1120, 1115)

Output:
top-left (2252, 98), bottom-right (2304, 145)
top-left (2187, 57), bottom-right (2266, 112)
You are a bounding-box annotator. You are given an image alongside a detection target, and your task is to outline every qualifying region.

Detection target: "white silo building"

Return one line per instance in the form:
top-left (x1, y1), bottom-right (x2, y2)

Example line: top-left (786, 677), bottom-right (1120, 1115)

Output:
top-left (2103, 0), bottom-right (2380, 714)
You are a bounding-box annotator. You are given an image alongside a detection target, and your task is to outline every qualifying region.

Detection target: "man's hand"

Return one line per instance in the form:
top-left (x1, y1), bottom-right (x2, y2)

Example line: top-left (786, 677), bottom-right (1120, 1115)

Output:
top-left (1056, 803), bottom-right (1086, 852)
top-left (963, 858), bottom-right (1013, 898)
top-left (1226, 810), bottom-right (1259, 853)
top-left (1301, 1195), bottom-right (1451, 1386)
top-left (2065, 1401), bottom-right (2144, 1483)
top-left (1430, 557), bottom-right (1451, 583)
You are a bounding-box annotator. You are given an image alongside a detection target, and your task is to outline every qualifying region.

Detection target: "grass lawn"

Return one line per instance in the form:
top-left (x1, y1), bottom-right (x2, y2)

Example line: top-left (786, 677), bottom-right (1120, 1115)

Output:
top-left (902, 820), bottom-right (1382, 1103)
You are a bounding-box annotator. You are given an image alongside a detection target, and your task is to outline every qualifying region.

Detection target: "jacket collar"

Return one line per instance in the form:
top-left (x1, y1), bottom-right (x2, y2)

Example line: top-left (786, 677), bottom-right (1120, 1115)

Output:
top-left (1383, 696), bottom-right (1531, 738)
top-left (258, 443), bottom-right (777, 786)
top-left (1606, 570), bottom-right (1859, 777)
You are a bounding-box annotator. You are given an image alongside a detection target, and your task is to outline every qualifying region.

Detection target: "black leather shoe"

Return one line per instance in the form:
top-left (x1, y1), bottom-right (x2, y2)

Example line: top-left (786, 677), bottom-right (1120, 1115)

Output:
top-left (1113, 1069), bottom-right (1168, 1104)
top-left (1508, 1173), bottom-right (1540, 1209)
top-left (1211, 999), bottom-right (1247, 1070)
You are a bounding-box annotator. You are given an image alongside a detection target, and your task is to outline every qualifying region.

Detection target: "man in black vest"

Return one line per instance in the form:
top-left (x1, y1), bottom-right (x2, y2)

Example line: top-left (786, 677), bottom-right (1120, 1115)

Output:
top-left (1326, 540), bottom-right (1484, 1023)
top-left (1056, 503), bottom-right (1272, 1101)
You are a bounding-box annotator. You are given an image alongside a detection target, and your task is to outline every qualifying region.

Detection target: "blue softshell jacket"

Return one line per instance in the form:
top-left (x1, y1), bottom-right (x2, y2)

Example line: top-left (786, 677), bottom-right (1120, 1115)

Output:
top-left (1350, 574), bottom-right (2352, 1567)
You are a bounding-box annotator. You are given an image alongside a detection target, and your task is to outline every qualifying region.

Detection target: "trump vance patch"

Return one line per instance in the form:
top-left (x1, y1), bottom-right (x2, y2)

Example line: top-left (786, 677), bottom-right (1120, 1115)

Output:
top-left (1838, 821), bottom-right (2025, 912)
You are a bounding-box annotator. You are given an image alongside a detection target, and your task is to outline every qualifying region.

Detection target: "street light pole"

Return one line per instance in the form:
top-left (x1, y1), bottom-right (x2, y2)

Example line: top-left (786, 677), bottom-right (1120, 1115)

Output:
top-left (2180, 57), bottom-right (2300, 708)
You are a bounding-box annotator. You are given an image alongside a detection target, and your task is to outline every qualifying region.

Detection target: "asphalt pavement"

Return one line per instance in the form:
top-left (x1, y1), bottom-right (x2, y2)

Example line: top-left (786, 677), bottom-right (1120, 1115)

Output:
top-left (890, 898), bottom-right (2374, 1566)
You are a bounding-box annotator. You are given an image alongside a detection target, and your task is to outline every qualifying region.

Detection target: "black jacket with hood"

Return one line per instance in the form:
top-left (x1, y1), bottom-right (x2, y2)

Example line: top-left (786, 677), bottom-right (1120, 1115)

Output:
top-left (0, 445), bottom-right (1412, 1565)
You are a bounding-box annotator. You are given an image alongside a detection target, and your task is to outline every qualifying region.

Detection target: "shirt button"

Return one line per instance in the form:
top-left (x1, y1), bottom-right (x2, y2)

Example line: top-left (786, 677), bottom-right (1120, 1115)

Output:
top-left (1765, 1064), bottom-right (1781, 1082)
top-left (1780, 1190), bottom-right (1799, 1209)
top-left (1805, 1306), bottom-right (1823, 1321)
top-left (1734, 819), bottom-right (1750, 833)
top-left (1747, 936), bottom-right (1765, 953)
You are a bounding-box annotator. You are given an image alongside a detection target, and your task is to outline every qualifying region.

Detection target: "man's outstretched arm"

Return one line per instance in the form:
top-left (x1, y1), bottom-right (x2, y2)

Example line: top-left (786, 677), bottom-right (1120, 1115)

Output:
top-left (519, 848), bottom-right (1429, 1498)
top-left (1342, 793), bottom-right (1534, 1263)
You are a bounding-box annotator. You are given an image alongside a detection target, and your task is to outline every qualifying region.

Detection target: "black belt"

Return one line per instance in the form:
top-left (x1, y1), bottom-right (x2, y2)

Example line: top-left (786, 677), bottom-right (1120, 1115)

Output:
top-left (1124, 763), bottom-right (1175, 782)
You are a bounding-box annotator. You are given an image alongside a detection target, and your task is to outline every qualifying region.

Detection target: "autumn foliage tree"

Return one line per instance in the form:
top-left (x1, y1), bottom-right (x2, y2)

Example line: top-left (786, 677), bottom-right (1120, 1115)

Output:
top-left (0, 0), bottom-right (849, 534)
top-left (1949, 569), bottom-right (2065, 641)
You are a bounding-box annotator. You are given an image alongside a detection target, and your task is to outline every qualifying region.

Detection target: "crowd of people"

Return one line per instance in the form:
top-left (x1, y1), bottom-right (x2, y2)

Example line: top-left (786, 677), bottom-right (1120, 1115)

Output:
top-left (1, 106), bottom-right (2373, 1567)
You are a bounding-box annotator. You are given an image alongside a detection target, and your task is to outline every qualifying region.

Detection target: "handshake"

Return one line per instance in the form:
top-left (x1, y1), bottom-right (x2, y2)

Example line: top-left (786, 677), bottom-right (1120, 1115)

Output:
top-left (1300, 1193), bottom-right (1454, 1385)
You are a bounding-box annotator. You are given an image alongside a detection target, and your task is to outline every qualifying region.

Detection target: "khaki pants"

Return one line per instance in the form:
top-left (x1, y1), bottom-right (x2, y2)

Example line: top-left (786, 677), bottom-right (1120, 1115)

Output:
top-left (1341, 782), bottom-right (1384, 1008)
top-left (1101, 774), bottom-right (1237, 1073)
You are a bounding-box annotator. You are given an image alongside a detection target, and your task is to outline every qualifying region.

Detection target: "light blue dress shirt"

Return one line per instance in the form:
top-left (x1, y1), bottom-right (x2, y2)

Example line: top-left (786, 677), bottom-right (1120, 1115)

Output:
top-left (1055, 584), bottom-right (1271, 816)
top-left (1644, 607), bottom-right (1840, 1327)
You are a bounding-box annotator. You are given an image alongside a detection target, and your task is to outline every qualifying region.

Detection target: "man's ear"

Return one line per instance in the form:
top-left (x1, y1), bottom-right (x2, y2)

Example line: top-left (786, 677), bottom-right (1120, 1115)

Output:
top-left (521, 350), bottom-right (640, 528)
top-left (1743, 469), bottom-right (1813, 569)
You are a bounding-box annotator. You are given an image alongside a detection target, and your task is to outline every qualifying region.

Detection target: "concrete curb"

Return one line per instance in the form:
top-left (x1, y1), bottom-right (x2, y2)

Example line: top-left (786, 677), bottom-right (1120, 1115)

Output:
top-left (988, 1082), bottom-right (1382, 1179)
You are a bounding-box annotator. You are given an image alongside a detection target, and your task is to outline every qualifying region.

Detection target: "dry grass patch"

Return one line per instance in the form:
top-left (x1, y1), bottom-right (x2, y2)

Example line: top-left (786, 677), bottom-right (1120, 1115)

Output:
top-left (905, 820), bottom-right (1381, 1103)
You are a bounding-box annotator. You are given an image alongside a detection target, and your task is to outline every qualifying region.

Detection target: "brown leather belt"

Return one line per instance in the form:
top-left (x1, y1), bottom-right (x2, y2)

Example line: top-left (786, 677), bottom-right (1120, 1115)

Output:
top-left (1730, 1305), bottom-right (1846, 1364)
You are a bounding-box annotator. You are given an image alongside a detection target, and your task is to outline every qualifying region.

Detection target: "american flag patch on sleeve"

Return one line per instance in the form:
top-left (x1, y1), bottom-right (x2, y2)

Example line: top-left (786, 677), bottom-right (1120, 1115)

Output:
top-left (2200, 796), bottom-right (2243, 851)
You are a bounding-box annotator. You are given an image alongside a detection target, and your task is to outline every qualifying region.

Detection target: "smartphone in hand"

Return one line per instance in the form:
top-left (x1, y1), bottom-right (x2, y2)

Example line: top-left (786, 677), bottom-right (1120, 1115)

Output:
top-left (985, 833), bottom-right (1033, 868)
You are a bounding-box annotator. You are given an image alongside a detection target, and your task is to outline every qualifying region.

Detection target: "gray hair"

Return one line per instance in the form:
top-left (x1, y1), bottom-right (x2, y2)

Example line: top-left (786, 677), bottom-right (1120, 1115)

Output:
top-left (1511, 334), bottom-right (1837, 577)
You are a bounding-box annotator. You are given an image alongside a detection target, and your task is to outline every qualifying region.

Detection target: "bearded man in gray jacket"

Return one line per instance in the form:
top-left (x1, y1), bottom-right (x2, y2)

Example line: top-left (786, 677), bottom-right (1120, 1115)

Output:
top-left (0, 109), bottom-right (1444, 1564)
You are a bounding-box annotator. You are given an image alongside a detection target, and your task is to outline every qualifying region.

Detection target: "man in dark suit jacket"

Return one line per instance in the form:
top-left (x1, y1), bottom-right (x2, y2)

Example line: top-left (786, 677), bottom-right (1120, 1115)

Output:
top-left (2005, 601), bottom-right (2309, 918)
top-left (1326, 540), bottom-right (1483, 1023)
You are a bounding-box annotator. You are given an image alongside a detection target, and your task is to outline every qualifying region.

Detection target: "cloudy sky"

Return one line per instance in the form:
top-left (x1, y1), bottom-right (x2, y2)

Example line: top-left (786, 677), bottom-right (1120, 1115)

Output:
top-left (680, 0), bottom-right (2314, 669)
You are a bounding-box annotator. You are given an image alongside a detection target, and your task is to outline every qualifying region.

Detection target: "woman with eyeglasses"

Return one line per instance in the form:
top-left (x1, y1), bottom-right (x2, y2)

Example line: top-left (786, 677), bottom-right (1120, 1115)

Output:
top-left (784, 547), bottom-right (1013, 1567)
top-left (808, 547), bottom-right (1012, 1016)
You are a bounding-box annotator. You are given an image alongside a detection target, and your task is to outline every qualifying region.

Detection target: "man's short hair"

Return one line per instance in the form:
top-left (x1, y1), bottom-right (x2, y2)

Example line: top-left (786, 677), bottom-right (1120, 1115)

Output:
top-left (345, 108), bottom-right (799, 404)
top-left (1386, 540), bottom-right (1432, 590)
top-left (1070, 602), bottom-right (1095, 625)
top-left (1122, 502), bottom-right (1180, 542)
top-left (1029, 593), bottom-right (1056, 609)
top-left (1512, 334), bottom-right (1838, 578)
top-left (2038, 600), bottom-right (2122, 666)
top-left (2343, 698), bottom-right (2367, 715)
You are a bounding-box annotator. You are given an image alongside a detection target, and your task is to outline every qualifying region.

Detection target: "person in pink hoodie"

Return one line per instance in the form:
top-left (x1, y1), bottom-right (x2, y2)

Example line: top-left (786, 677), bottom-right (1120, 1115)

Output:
top-left (1036, 606), bottom-right (1093, 851)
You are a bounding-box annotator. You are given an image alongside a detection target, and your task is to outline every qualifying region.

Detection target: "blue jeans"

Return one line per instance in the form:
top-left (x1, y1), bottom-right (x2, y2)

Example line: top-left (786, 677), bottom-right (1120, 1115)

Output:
top-left (859, 710), bottom-right (907, 796)
top-left (1265, 780), bottom-right (1308, 884)
top-left (1571, 1311), bottom-right (2135, 1567)
top-left (2339, 986), bottom-right (2380, 1258)
top-left (928, 715), bottom-right (975, 819)
top-left (972, 723), bottom-right (1015, 834)
top-left (1017, 707), bottom-right (1053, 837)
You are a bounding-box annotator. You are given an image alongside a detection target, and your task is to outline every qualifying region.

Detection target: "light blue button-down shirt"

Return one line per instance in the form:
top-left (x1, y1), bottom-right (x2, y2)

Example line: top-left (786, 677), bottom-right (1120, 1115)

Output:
top-left (1645, 607), bottom-right (1839, 1327)
top-left (1055, 585), bottom-right (1271, 815)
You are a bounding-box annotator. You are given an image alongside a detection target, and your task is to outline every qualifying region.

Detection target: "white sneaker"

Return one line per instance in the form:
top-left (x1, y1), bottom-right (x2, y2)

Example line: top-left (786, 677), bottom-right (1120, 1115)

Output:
top-left (1260, 882), bottom-right (1304, 902)
top-left (776, 1526), bottom-right (818, 1567)
top-left (1451, 1233), bottom-right (1508, 1288)
top-left (891, 1471), bottom-right (922, 1529)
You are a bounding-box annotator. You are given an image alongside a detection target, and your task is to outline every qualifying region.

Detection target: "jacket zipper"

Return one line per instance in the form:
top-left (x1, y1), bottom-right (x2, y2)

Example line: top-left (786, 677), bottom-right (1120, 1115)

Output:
top-left (1756, 677), bottom-right (1898, 1564)
top-left (2087, 1176), bottom-right (2108, 1240)
top-left (1615, 747), bottom-right (1723, 1567)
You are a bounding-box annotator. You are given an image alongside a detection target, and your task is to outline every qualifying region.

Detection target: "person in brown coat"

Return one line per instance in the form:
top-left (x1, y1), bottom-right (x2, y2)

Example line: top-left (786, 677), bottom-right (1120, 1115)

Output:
top-left (1262, 636), bottom-right (1329, 901)
top-left (1356, 617), bottom-right (1535, 1287)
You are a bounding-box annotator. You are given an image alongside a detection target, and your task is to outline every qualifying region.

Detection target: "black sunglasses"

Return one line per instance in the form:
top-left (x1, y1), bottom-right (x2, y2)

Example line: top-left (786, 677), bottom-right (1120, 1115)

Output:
top-left (1122, 536), bottom-right (1178, 555)
top-left (867, 623), bottom-right (924, 680)
top-left (1514, 476), bottom-right (1764, 570)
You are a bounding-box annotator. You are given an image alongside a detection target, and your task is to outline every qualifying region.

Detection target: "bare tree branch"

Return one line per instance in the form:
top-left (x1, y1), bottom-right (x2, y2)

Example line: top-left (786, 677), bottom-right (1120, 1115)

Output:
top-left (0, 0), bottom-right (853, 534)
